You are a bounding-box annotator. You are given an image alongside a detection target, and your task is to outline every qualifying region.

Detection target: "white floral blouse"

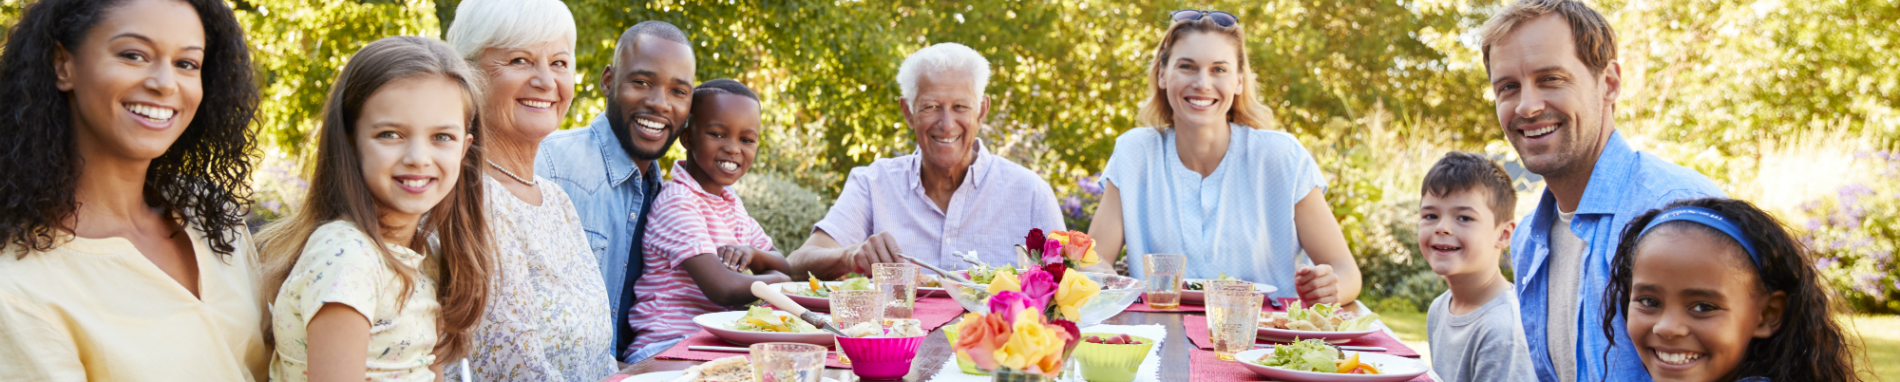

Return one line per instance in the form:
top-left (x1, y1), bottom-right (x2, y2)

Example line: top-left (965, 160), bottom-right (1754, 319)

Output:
top-left (449, 175), bottom-right (616, 382)
top-left (270, 220), bottom-right (438, 382)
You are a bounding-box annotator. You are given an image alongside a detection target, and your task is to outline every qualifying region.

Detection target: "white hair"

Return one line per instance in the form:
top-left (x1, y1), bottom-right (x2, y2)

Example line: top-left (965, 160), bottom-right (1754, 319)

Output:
top-left (895, 43), bottom-right (990, 111)
top-left (445, 0), bottom-right (577, 61)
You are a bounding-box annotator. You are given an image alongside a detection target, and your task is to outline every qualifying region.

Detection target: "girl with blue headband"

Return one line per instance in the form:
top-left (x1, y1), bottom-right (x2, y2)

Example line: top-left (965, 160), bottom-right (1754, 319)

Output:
top-left (1600, 198), bottom-right (1861, 382)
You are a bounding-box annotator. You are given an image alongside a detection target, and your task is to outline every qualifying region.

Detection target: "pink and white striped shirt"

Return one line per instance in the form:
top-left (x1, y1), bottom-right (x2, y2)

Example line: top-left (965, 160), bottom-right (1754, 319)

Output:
top-left (627, 161), bottom-right (775, 352)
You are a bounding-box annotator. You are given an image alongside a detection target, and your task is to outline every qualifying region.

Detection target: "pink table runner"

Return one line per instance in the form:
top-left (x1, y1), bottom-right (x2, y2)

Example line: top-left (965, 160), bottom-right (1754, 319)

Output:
top-left (1182, 315), bottom-right (1421, 358)
top-left (1189, 348), bottom-right (1434, 381)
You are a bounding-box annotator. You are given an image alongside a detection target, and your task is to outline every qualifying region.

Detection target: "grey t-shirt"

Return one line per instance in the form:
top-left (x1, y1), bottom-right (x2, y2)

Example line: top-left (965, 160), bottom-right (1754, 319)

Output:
top-left (1547, 210), bottom-right (1584, 382)
top-left (1428, 287), bottom-right (1539, 382)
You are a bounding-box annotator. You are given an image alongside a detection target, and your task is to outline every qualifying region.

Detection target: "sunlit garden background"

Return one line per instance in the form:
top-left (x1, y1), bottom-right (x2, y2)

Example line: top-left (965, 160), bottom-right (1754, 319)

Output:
top-left (3, 0), bottom-right (1895, 376)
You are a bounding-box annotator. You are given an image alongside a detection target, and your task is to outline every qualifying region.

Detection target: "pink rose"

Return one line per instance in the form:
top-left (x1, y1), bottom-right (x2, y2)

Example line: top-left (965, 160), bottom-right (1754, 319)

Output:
top-left (1042, 238), bottom-right (1064, 265)
top-left (1018, 269), bottom-right (1058, 310)
top-left (988, 291), bottom-right (1033, 323)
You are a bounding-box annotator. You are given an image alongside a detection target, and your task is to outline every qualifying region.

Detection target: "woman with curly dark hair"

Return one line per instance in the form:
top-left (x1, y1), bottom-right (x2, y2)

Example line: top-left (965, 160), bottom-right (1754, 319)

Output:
top-left (0, 0), bottom-right (265, 379)
top-left (1601, 197), bottom-right (1864, 382)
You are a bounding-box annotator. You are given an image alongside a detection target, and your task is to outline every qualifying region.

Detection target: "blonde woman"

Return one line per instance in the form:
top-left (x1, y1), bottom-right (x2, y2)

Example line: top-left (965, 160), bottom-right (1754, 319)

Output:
top-left (443, 0), bottom-right (615, 381)
top-left (1084, 10), bottom-right (1362, 307)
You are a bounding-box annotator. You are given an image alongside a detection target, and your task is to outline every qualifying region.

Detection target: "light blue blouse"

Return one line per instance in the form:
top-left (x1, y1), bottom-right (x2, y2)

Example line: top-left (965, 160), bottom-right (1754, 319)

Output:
top-left (1100, 123), bottom-right (1326, 297)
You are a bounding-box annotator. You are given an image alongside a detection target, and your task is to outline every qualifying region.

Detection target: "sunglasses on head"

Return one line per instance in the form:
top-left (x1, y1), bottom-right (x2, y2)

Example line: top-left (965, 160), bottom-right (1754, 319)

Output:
top-left (1171, 9), bottom-right (1238, 27)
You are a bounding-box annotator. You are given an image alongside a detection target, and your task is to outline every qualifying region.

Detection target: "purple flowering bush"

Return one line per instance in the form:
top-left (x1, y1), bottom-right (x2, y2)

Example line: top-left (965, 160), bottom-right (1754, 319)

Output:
top-left (1801, 150), bottom-right (1900, 313)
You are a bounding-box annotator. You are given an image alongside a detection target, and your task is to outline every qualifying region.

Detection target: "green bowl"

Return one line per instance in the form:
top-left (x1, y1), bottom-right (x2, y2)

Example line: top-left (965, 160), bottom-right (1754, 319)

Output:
top-left (1073, 333), bottom-right (1155, 382)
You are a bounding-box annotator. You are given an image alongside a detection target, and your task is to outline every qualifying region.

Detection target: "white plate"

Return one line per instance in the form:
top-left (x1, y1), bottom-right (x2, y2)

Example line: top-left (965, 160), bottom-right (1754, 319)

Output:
top-left (617, 370), bottom-right (843, 382)
top-left (616, 370), bottom-right (683, 382)
top-left (770, 282), bottom-right (943, 310)
top-left (691, 311), bottom-right (835, 347)
top-left (1231, 348), bottom-right (1428, 382)
top-left (1256, 326), bottom-right (1380, 343)
top-left (1179, 279), bottom-right (1279, 304)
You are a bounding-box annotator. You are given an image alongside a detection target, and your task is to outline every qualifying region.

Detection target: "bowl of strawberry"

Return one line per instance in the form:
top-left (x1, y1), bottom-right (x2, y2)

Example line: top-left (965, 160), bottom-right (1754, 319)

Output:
top-left (1073, 333), bottom-right (1155, 382)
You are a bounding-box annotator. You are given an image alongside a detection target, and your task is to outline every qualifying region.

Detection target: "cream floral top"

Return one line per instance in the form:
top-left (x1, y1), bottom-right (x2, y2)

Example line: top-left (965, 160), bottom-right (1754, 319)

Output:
top-left (448, 175), bottom-right (615, 382)
top-left (270, 220), bottom-right (438, 382)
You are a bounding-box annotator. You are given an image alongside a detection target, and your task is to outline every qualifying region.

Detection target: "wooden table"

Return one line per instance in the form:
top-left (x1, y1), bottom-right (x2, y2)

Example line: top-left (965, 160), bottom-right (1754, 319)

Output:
top-left (610, 312), bottom-right (1195, 381)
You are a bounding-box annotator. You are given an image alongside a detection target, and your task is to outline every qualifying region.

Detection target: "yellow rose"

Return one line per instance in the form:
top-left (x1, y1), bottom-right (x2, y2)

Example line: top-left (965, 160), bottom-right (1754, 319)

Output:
top-left (993, 311), bottom-right (1068, 374)
top-left (986, 269), bottom-right (1022, 295)
top-left (1053, 268), bottom-right (1101, 320)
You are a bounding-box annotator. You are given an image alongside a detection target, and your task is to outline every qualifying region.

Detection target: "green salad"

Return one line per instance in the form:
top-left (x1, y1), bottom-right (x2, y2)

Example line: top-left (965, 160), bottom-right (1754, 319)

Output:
top-left (1253, 339), bottom-right (1343, 372)
top-left (784, 273), bottom-right (872, 298)
top-left (966, 264), bottom-right (1020, 285)
top-left (1263, 303), bottom-right (1380, 332)
top-left (730, 306), bottom-right (821, 333)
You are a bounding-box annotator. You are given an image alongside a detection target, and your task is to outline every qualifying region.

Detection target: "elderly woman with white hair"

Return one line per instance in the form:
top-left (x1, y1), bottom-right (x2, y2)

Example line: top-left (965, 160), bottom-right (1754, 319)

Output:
top-left (788, 43), bottom-right (1066, 278)
top-left (442, 0), bottom-right (615, 380)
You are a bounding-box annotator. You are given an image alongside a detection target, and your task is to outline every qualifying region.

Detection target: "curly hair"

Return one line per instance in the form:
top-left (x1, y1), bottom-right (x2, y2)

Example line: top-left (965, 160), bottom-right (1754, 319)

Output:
top-left (1601, 198), bottom-right (1863, 382)
top-left (0, 0), bottom-right (259, 258)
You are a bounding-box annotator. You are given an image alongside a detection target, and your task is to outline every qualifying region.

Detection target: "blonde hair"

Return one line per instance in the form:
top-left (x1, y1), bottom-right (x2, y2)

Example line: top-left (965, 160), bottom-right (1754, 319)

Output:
top-left (445, 0), bottom-right (577, 61)
top-left (1136, 16), bottom-right (1276, 131)
top-left (257, 36), bottom-right (493, 361)
top-left (1477, 0), bottom-right (1618, 76)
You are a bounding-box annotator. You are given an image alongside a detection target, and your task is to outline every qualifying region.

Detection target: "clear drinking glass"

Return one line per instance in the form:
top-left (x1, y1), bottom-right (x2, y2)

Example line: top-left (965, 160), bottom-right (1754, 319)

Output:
top-left (1206, 290), bottom-right (1263, 361)
top-left (749, 342), bottom-right (826, 382)
top-left (872, 263), bottom-right (918, 322)
top-left (1142, 254), bottom-right (1187, 310)
top-left (828, 289), bottom-right (882, 365)
top-left (1205, 279), bottom-right (1255, 293)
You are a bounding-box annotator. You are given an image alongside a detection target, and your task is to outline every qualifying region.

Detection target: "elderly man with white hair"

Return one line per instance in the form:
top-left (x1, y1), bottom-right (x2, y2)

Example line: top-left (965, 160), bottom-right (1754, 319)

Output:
top-left (788, 43), bottom-right (1066, 278)
top-left (442, 0), bottom-right (616, 380)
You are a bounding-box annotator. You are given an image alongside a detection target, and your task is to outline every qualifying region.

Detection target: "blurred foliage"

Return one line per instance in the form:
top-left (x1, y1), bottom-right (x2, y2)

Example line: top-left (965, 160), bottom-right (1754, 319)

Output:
top-left (228, 0), bottom-right (442, 151)
top-left (730, 172), bottom-right (832, 252)
top-left (1801, 151), bottom-right (1900, 313)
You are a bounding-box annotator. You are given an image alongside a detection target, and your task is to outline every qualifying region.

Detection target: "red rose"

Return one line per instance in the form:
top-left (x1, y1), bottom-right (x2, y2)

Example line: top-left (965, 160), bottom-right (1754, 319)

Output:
top-left (1043, 262), bottom-right (1068, 284)
top-left (1025, 229), bottom-right (1046, 256)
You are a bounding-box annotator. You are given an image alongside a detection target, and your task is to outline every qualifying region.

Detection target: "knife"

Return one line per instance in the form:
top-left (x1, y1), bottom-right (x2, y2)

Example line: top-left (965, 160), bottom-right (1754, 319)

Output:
top-left (688, 345), bottom-right (752, 353)
top-left (750, 281), bottom-right (848, 337)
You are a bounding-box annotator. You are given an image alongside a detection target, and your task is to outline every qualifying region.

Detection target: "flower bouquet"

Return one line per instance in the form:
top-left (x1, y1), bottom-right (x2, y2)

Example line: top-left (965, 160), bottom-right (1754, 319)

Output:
top-left (951, 290), bottom-right (1083, 381)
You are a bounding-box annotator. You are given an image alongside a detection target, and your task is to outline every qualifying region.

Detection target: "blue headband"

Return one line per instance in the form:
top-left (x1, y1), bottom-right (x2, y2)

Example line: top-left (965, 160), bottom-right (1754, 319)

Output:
top-left (1638, 206), bottom-right (1763, 269)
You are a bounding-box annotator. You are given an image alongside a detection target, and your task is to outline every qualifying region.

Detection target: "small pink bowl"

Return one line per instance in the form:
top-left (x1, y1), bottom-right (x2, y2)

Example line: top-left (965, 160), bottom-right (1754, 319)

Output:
top-left (835, 335), bottom-right (925, 380)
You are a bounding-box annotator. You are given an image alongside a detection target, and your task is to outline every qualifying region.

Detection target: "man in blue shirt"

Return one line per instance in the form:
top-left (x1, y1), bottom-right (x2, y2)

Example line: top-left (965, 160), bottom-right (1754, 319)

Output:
top-left (536, 20), bottom-right (695, 360)
top-left (1478, 1), bottom-right (1724, 381)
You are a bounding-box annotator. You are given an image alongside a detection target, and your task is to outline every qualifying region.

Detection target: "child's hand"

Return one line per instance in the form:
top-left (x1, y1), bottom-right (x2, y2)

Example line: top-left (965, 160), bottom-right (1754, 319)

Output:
top-left (1294, 264), bottom-right (1340, 307)
top-left (717, 245), bottom-right (765, 272)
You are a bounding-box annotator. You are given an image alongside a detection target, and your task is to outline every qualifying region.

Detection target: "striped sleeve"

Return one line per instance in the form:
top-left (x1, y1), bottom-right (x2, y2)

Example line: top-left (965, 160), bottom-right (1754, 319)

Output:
top-left (641, 188), bottom-right (716, 269)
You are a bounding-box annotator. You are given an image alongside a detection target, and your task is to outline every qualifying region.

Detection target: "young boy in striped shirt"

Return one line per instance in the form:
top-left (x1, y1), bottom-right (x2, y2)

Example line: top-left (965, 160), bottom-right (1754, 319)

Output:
top-left (625, 79), bottom-right (795, 361)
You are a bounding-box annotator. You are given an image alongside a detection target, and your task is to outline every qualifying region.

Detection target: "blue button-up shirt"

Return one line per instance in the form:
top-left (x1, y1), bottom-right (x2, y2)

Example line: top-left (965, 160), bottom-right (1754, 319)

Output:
top-left (1513, 131), bottom-right (1724, 382)
top-left (535, 113), bottom-right (663, 360)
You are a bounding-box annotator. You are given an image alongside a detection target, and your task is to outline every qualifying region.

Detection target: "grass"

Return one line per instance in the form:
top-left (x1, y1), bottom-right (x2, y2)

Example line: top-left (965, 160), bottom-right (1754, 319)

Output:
top-left (1380, 307), bottom-right (1900, 380)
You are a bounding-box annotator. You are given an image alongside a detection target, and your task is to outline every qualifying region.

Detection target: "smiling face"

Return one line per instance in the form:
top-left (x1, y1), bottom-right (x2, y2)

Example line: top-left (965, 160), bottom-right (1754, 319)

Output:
top-left (682, 93), bottom-right (760, 194)
top-left (604, 34), bottom-right (695, 163)
top-left (899, 69), bottom-right (987, 173)
top-left (1487, 14), bottom-right (1617, 180)
top-left (355, 75), bottom-right (473, 224)
top-left (1627, 227), bottom-right (1779, 382)
top-left (1161, 31), bottom-right (1241, 129)
top-left (1418, 188), bottom-right (1513, 277)
top-left (475, 40), bottom-right (574, 143)
top-left (55, 0), bottom-right (205, 163)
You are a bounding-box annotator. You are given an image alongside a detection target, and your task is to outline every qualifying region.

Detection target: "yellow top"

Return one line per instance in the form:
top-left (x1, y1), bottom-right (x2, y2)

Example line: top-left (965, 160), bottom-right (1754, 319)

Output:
top-left (0, 224), bottom-right (269, 382)
top-left (268, 220), bottom-right (438, 382)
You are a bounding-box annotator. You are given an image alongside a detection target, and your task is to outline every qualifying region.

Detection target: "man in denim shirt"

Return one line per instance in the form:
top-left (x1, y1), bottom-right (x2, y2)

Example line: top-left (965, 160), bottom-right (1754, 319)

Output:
top-left (1479, 1), bottom-right (1723, 381)
top-left (536, 21), bottom-right (695, 360)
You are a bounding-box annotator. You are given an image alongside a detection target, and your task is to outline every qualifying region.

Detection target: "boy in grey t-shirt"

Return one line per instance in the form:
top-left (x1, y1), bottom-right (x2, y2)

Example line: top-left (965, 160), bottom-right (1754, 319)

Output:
top-left (1417, 152), bottom-right (1537, 382)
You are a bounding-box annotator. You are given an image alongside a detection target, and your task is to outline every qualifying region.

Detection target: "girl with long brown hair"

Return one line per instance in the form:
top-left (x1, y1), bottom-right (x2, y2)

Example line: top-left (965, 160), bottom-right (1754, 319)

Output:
top-left (256, 35), bottom-right (493, 382)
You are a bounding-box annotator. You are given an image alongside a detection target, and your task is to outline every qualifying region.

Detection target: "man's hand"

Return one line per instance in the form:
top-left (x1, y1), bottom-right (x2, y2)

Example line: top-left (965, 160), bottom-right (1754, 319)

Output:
top-left (1294, 264), bottom-right (1340, 307)
top-left (843, 231), bottom-right (905, 275)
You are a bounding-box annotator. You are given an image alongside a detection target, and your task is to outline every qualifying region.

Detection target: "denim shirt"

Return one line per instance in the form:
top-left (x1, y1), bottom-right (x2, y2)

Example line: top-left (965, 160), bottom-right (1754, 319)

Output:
top-left (1512, 131), bottom-right (1724, 382)
top-left (535, 113), bottom-right (663, 360)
